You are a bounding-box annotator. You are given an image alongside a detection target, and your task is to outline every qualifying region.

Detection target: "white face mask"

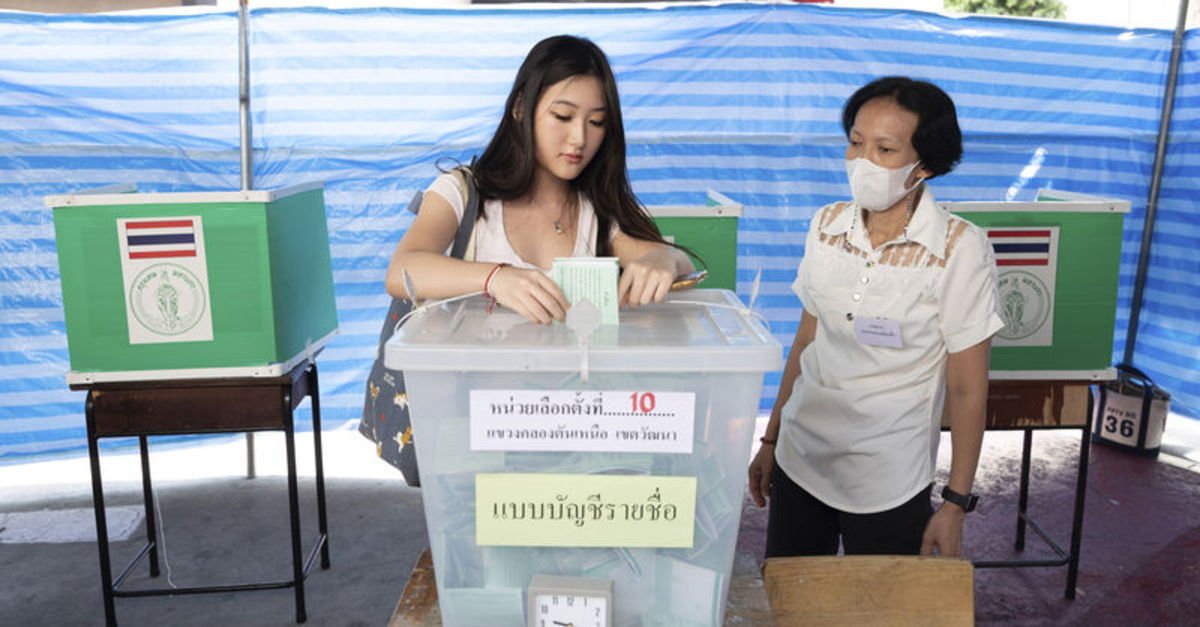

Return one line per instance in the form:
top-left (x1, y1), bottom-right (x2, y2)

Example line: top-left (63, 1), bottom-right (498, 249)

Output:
top-left (845, 158), bottom-right (922, 212)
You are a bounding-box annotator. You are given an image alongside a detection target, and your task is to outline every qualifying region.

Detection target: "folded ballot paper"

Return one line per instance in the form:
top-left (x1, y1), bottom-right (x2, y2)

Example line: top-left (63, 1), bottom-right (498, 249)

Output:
top-left (551, 257), bottom-right (620, 325)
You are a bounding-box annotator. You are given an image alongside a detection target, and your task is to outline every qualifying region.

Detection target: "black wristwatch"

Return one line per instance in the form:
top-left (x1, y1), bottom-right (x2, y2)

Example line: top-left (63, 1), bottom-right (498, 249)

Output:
top-left (941, 486), bottom-right (979, 513)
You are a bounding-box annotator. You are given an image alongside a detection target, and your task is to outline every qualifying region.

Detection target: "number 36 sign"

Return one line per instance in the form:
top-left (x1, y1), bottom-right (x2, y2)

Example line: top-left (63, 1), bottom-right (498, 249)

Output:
top-left (1094, 367), bottom-right (1170, 456)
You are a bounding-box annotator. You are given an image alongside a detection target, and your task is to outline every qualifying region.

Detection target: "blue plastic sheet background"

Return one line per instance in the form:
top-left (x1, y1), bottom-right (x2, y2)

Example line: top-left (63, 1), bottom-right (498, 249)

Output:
top-left (1, 3), bottom-right (1196, 462)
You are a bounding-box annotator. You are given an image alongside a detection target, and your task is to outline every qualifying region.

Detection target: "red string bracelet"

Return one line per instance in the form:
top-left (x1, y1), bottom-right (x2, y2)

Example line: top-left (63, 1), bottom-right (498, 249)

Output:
top-left (482, 263), bottom-right (509, 313)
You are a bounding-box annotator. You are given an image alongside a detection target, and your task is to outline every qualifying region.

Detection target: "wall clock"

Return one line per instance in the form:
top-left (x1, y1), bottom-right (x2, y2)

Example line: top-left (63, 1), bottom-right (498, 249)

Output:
top-left (526, 574), bottom-right (613, 627)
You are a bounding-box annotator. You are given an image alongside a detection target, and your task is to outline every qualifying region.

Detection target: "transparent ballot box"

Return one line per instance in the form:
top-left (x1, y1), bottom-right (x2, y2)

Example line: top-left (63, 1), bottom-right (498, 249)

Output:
top-left (384, 289), bottom-right (782, 627)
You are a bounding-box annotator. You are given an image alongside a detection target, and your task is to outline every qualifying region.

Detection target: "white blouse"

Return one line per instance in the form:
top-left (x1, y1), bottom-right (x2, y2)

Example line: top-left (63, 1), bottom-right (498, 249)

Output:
top-left (775, 188), bottom-right (1005, 513)
top-left (427, 172), bottom-right (601, 270)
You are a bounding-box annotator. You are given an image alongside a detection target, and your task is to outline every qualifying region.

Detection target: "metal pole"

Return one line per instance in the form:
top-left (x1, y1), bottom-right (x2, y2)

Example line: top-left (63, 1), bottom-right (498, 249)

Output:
top-left (238, 0), bottom-right (253, 191)
top-left (1124, 0), bottom-right (1190, 364)
top-left (239, 0), bottom-right (255, 473)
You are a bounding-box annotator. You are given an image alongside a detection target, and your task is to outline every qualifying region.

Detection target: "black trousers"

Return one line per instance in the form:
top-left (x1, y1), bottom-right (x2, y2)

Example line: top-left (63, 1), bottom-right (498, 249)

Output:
top-left (765, 463), bottom-right (934, 557)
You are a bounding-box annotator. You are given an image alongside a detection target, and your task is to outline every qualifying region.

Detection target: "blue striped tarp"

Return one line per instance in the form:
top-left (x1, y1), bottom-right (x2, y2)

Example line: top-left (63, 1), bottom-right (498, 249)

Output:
top-left (1, 3), bottom-right (1196, 463)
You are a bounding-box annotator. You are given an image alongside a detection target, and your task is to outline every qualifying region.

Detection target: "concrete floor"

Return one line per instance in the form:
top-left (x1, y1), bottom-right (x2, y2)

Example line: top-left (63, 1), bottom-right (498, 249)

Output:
top-left (0, 423), bottom-right (421, 627)
top-left (1, 417), bottom-right (1198, 626)
top-left (938, 420), bottom-right (1200, 626)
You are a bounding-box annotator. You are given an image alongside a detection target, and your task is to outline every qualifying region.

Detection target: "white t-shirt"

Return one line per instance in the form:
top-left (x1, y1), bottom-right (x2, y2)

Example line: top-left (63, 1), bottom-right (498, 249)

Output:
top-left (775, 188), bottom-right (1005, 513)
top-left (427, 172), bottom-right (602, 270)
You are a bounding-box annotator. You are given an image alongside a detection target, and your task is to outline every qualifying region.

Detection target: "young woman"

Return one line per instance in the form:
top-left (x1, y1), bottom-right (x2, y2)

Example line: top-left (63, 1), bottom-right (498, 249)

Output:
top-left (747, 77), bottom-right (1005, 558)
top-left (385, 35), bottom-right (693, 324)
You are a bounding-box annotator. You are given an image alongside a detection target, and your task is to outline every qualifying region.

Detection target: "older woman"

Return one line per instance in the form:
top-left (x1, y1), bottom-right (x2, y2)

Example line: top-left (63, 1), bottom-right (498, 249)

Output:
top-left (748, 77), bottom-right (1004, 558)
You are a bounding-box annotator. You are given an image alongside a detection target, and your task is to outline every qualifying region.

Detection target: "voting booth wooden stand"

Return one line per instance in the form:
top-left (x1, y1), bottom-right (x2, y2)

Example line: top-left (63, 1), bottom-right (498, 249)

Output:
top-left (48, 184), bottom-right (339, 626)
top-left (385, 290), bottom-right (781, 627)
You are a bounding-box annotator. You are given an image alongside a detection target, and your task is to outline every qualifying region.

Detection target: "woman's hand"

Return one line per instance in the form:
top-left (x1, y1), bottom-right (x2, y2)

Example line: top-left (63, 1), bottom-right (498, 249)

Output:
top-left (747, 444), bottom-right (776, 508)
top-left (920, 504), bottom-right (966, 557)
top-left (618, 247), bottom-right (678, 308)
top-left (487, 265), bottom-right (569, 324)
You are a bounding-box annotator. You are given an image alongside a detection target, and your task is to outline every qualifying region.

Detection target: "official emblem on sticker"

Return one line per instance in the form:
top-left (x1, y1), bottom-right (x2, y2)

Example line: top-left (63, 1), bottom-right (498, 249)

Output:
top-left (129, 263), bottom-right (207, 335)
top-left (997, 270), bottom-right (1050, 340)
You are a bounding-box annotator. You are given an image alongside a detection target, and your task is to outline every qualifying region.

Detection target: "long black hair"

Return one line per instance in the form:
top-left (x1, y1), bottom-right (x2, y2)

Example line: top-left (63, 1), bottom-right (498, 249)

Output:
top-left (471, 35), bottom-right (668, 257)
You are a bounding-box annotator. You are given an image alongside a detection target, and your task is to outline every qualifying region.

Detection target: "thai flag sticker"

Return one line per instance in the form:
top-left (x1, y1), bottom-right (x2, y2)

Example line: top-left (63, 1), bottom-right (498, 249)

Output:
top-left (123, 219), bottom-right (197, 260)
top-left (988, 228), bottom-right (1053, 266)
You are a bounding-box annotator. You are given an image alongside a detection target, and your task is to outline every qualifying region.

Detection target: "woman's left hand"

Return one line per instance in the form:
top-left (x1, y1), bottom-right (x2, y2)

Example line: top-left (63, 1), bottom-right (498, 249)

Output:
top-left (920, 504), bottom-right (966, 557)
top-left (618, 248), bottom-right (677, 308)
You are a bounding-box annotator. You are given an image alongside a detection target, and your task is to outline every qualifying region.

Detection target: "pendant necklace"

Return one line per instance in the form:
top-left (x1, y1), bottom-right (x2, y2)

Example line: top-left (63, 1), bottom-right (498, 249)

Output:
top-left (552, 196), bottom-right (573, 236)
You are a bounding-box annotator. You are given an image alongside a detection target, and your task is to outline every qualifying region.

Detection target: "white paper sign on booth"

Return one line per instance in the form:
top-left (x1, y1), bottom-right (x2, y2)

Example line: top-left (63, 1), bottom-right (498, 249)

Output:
top-left (990, 226), bottom-right (1059, 348)
top-left (116, 216), bottom-right (214, 345)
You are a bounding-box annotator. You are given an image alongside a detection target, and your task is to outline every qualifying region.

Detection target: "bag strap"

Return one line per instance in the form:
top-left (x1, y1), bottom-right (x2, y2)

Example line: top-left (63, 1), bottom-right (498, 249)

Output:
top-left (448, 166), bottom-right (480, 260)
top-left (1115, 362), bottom-right (1151, 382)
top-left (1115, 362), bottom-right (1157, 392)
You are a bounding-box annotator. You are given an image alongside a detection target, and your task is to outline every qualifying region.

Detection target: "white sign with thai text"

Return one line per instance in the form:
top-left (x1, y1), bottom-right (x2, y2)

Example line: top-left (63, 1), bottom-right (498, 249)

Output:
top-left (469, 389), bottom-right (695, 454)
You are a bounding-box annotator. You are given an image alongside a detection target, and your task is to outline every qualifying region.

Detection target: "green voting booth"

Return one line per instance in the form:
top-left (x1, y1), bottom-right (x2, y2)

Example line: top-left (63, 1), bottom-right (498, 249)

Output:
top-left (648, 191), bottom-right (742, 291)
top-left (48, 183), bottom-right (338, 384)
top-left (52, 183), bottom-right (340, 625)
top-left (942, 190), bottom-right (1130, 380)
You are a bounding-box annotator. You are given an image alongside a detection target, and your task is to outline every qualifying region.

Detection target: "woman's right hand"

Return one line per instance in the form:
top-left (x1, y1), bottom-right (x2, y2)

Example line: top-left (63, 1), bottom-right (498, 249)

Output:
top-left (487, 265), bottom-right (570, 324)
top-left (747, 443), bottom-right (776, 508)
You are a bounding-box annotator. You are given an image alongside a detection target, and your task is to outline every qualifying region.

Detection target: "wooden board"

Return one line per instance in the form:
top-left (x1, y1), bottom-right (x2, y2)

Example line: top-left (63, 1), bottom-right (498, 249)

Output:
top-left (763, 555), bottom-right (973, 627)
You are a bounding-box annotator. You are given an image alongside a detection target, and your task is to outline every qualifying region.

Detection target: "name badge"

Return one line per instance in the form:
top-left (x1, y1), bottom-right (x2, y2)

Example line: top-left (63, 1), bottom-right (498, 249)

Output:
top-left (854, 316), bottom-right (903, 348)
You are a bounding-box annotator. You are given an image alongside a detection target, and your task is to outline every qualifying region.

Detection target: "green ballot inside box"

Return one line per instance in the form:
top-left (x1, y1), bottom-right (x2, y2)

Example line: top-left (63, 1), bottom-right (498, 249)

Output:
top-left (47, 183), bottom-right (338, 384)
